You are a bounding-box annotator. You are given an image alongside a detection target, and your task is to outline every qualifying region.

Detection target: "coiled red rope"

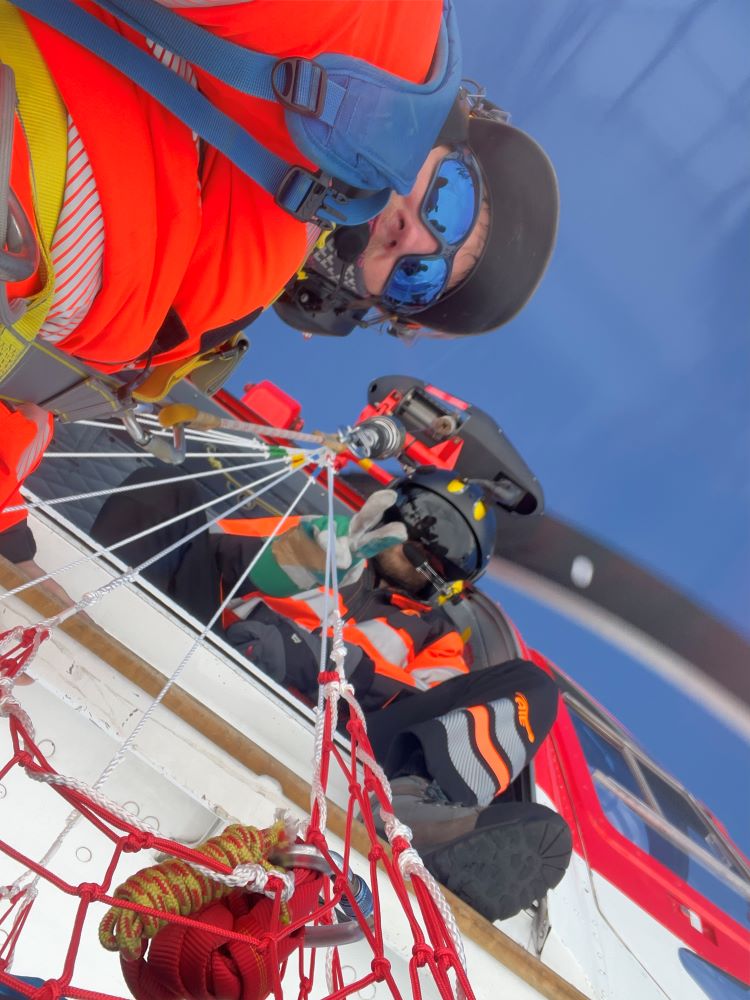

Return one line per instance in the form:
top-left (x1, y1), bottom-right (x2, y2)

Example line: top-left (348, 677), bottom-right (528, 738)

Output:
top-left (120, 874), bottom-right (324, 1000)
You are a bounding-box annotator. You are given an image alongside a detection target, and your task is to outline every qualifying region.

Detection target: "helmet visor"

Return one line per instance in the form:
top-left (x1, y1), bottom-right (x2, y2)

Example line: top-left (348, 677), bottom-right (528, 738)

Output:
top-left (389, 487), bottom-right (480, 582)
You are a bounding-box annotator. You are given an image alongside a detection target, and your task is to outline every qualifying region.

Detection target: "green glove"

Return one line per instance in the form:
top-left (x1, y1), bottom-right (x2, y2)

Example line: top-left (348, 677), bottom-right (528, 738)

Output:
top-left (249, 490), bottom-right (407, 597)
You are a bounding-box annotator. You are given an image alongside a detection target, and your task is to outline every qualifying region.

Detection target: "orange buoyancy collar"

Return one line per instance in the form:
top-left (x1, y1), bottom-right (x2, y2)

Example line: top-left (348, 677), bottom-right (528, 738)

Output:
top-left (16, 1), bottom-right (442, 372)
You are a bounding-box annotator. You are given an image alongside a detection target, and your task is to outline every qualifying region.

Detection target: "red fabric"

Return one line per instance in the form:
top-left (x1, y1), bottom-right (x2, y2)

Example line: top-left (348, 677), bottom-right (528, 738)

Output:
top-left (121, 871), bottom-right (323, 1000)
top-left (18, 0), bottom-right (443, 369)
top-left (0, 403), bottom-right (53, 532)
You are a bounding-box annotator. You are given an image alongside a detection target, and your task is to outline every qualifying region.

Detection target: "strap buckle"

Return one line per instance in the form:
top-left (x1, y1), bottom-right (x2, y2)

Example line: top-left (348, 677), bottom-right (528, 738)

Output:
top-left (275, 166), bottom-right (348, 225)
top-left (271, 58), bottom-right (327, 118)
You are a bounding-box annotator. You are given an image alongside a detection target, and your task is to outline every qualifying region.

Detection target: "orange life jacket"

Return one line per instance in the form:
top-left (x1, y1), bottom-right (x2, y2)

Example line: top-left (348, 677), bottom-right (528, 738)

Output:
top-left (0, 402), bottom-right (53, 532)
top-left (10, 0), bottom-right (444, 372)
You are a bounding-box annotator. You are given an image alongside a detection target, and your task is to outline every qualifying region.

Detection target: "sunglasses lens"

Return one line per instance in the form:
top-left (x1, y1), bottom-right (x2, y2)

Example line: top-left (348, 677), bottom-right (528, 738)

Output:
top-left (382, 255), bottom-right (449, 309)
top-left (424, 157), bottom-right (479, 246)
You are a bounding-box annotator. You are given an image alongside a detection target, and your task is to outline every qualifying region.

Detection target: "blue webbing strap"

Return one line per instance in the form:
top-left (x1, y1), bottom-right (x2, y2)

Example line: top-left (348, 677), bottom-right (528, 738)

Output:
top-left (86, 0), bottom-right (346, 125)
top-left (10, 0), bottom-right (377, 224)
top-left (89, 0), bottom-right (280, 100)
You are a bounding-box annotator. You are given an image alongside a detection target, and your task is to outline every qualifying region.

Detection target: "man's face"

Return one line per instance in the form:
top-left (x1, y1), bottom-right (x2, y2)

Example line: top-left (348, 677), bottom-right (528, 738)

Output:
top-left (373, 543), bottom-right (429, 596)
top-left (361, 144), bottom-right (489, 298)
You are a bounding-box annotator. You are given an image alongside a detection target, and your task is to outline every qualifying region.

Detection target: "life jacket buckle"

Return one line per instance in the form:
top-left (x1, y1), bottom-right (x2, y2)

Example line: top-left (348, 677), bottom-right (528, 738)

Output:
top-left (271, 58), bottom-right (327, 119)
top-left (275, 165), bottom-right (348, 225)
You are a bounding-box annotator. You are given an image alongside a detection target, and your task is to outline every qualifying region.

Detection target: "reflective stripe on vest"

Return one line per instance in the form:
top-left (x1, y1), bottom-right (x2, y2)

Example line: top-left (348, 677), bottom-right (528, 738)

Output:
top-left (250, 589), bottom-right (348, 634)
top-left (243, 585), bottom-right (425, 692)
top-left (342, 619), bottom-right (419, 690)
top-left (410, 665), bottom-right (467, 688)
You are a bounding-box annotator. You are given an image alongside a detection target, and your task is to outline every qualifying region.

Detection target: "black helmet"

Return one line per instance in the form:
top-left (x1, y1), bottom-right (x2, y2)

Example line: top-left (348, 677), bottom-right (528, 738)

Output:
top-left (272, 95), bottom-right (558, 340)
top-left (384, 468), bottom-right (497, 586)
top-left (412, 98), bottom-right (559, 335)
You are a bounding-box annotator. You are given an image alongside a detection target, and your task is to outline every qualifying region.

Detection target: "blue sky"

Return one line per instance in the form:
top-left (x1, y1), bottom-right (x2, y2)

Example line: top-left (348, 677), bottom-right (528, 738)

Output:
top-left (228, 0), bottom-right (750, 857)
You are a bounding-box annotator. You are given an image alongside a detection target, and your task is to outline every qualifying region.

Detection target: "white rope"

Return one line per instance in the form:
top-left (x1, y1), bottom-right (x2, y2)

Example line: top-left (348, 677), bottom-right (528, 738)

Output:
top-left (0, 627), bottom-right (46, 737)
top-left (3, 455), bottom-right (288, 515)
top-left (24, 769), bottom-right (296, 896)
top-left (74, 416), bottom-right (268, 449)
top-left (1, 454), bottom-right (307, 603)
top-left (307, 454), bottom-right (346, 837)
top-left (0, 684), bottom-right (35, 739)
top-left (133, 416), bottom-right (275, 451)
top-left (298, 483), bottom-right (471, 988)
top-left (398, 850), bottom-right (469, 987)
top-left (96, 470), bottom-right (317, 785)
top-left (188, 860), bottom-right (295, 901)
top-left (26, 768), bottom-right (167, 834)
top-left (43, 451), bottom-right (275, 459)
top-left (5, 463), bottom-right (318, 898)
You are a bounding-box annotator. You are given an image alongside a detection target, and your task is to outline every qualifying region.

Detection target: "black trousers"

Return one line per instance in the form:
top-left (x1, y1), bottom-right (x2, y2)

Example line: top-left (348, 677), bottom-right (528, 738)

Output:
top-left (367, 660), bottom-right (558, 807)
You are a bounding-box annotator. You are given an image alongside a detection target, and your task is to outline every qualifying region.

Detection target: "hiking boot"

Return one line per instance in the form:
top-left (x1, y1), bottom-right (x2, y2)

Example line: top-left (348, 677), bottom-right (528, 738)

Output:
top-left (384, 776), bottom-right (573, 922)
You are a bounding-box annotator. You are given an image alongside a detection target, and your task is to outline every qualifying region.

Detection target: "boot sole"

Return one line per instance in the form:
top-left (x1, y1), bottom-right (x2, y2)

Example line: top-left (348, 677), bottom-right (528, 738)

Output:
top-left (421, 809), bottom-right (572, 922)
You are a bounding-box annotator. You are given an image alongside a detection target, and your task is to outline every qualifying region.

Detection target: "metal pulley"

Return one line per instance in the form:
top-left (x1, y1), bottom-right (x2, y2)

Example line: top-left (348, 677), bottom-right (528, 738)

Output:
top-left (340, 415), bottom-right (406, 460)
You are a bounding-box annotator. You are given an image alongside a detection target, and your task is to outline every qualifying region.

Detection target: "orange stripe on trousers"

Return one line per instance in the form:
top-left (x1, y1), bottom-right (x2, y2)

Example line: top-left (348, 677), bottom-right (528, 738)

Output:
top-left (467, 706), bottom-right (511, 793)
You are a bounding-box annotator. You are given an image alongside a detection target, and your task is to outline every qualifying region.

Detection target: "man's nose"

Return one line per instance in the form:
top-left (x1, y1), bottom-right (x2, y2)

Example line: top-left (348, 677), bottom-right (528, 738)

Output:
top-left (394, 206), bottom-right (439, 257)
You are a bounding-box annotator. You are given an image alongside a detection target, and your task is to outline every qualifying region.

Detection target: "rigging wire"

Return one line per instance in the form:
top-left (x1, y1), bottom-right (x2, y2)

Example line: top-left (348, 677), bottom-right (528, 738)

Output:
top-left (4, 445), bottom-right (322, 900)
top-left (1, 454), bottom-right (316, 602)
top-left (2, 453), bottom-right (314, 515)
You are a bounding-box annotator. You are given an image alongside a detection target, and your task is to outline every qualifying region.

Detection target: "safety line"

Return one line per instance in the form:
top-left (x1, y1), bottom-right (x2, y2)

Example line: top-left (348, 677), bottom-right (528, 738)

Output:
top-left (74, 416), bottom-right (270, 450)
top-left (4, 455), bottom-right (290, 514)
top-left (42, 451), bottom-right (276, 459)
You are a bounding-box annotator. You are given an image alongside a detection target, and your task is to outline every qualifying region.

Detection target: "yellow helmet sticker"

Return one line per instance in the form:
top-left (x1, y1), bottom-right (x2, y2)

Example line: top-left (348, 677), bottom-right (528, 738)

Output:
top-left (447, 479), bottom-right (467, 493)
top-left (437, 580), bottom-right (465, 604)
top-left (473, 500), bottom-right (487, 521)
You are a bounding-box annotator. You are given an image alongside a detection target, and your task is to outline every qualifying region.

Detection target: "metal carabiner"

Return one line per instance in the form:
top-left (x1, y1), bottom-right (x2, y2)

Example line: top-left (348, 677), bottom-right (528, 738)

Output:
top-left (120, 408), bottom-right (186, 465)
top-left (270, 844), bottom-right (374, 949)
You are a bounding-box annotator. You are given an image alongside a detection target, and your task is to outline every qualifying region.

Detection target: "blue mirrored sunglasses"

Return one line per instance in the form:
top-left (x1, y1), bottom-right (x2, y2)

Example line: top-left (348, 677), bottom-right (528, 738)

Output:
top-left (380, 149), bottom-right (483, 313)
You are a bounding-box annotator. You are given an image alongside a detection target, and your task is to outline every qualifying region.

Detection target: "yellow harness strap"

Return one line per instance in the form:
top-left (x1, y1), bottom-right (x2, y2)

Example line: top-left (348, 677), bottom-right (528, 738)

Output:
top-left (0, 0), bottom-right (66, 378)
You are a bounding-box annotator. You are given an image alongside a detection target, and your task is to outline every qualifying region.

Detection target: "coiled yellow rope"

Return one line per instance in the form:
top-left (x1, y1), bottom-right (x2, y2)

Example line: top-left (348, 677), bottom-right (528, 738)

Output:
top-left (99, 821), bottom-right (289, 961)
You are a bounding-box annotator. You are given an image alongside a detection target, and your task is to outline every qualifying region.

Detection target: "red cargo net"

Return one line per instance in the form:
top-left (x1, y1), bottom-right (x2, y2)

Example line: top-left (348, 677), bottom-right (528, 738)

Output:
top-left (0, 624), bottom-right (475, 1000)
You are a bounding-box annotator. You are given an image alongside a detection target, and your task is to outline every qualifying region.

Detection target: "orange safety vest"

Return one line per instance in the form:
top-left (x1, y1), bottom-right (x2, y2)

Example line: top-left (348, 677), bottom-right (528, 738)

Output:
top-left (0, 403), bottom-right (53, 532)
top-left (9, 0), bottom-right (444, 372)
top-left (250, 585), bottom-right (470, 696)
top-left (217, 514), bottom-right (470, 696)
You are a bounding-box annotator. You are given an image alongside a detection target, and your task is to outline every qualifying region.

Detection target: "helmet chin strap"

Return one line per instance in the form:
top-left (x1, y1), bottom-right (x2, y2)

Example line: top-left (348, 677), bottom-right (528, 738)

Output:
top-left (404, 542), bottom-right (463, 602)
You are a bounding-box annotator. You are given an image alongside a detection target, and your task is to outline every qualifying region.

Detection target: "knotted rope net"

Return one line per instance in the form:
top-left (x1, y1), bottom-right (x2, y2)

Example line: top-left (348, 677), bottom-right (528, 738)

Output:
top-left (0, 423), bottom-right (476, 1000)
